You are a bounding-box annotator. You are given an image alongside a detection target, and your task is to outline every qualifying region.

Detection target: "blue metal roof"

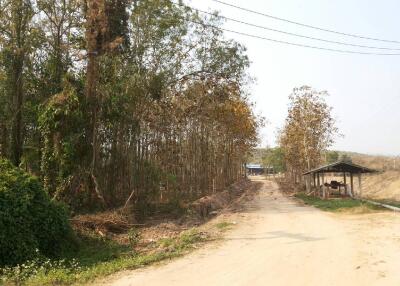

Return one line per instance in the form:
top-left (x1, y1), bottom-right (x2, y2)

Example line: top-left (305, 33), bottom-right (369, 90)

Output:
top-left (246, 164), bottom-right (263, 169)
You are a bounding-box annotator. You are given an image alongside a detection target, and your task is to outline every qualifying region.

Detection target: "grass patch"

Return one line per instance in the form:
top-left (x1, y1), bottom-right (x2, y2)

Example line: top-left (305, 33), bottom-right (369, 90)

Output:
top-left (157, 237), bottom-right (175, 248)
top-left (295, 193), bottom-right (384, 212)
top-left (179, 229), bottom-right (204, 246)
top-left (215, 222), bottom-right (234, 230)
top-left (0, 229), bottom-right (207, 286)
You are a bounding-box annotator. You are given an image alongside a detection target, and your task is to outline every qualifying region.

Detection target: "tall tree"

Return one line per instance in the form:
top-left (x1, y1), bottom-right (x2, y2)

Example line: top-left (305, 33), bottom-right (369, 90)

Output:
top-left (37, 0), bottom-right (81, 94)
top-left (0, 0), bottom-right (35, 166)
top-left (279, 86), bottom-right (338, 182)
top-left (263, 147), bottom-right (286, 173)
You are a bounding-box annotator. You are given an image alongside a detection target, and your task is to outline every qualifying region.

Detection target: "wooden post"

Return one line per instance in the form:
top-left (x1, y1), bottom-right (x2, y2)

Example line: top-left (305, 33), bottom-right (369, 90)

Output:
top-left (358, 173), bottom-right (362, 198)
top-left (317, 173), bottom-right (321, 196)
top-left (313, 173), bottom-right (316, 188)
top-left (350, 173), bottom-right (354, 197)
top-left (212, 178), bottom-right (216, 194)
top-left (343, 172), bottom-right (347, 196)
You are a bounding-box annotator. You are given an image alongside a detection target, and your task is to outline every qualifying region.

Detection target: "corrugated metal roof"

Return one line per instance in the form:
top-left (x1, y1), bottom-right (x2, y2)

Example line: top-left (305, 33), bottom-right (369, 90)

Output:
top-left (246, 164), bottom-right (263, 169)
top-left (303, 161), bottom-right (377, 175)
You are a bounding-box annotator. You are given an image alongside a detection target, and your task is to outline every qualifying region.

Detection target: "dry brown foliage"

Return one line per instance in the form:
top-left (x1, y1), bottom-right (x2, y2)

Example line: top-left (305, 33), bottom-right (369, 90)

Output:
top-left (71, 208), bottom-right (138, 235)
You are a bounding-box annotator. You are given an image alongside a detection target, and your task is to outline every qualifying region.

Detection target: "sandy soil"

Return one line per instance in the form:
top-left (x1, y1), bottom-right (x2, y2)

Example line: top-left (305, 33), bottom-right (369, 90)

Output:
top-left (362, 170), bottom-right (400, 201)
top-left (100, 178), bottom-right (400, 286)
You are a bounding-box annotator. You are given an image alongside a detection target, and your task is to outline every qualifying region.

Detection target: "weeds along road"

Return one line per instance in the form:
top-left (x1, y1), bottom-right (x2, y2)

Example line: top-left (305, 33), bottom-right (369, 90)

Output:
top-left (103, 179), bottom-right (400, 286)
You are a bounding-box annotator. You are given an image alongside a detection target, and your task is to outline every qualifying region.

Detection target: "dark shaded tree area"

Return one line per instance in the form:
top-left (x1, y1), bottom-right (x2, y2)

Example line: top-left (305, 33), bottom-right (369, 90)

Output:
top-left (0, 0), bottom-right (259, 214)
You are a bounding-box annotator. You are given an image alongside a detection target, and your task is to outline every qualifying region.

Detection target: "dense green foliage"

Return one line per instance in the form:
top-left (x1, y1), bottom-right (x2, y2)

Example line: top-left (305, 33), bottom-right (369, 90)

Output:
top-left (0, 159), bottom-right (74, 266)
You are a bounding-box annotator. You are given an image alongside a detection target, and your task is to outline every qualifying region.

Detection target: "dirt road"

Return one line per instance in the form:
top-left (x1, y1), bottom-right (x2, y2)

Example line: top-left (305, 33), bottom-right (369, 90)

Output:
top-left (105, 179), bottom-right (400, 286)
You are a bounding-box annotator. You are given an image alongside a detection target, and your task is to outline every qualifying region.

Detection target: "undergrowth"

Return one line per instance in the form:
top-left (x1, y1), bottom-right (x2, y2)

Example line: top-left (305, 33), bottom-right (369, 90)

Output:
top-left (0, 229), bottom-right (206, 286)
top-left (295, 193), bottom-right (385, 212)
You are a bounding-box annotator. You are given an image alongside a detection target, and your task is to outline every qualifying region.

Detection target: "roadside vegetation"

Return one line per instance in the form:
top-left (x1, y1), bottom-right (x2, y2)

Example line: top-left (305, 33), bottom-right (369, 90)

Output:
top-left (0, 159), bottom-right (75, 267)
top-left (0, 175), bottom-right (256, 285)
top-left (295, 193), bottom-right (385, 213)
top-left (0, 178), bottom-right (254, 286)
top-left (0, 0), bottom-right (260, 281)
top-left (0, 229), bottom-right (207, 286)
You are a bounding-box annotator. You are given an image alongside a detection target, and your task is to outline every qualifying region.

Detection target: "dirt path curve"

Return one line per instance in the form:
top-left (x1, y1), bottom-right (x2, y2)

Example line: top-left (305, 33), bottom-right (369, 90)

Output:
top-left (104, 179), bottom-right (400, 286)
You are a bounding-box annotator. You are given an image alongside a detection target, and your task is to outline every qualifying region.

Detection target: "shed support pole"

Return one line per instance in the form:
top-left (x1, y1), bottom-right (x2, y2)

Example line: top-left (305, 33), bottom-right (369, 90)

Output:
top-left (306, 175), bottom-right (310, 193)
top-left (350, 173), bottom-right (354, 197)
top-left (358, 173), bottom-right (362, 198)
top-left (343, 172), bottom-right (347, 196)
top-left (317, 173), bottom-right (321, 196)
top-left (313, 173), bottom-right (316, 188)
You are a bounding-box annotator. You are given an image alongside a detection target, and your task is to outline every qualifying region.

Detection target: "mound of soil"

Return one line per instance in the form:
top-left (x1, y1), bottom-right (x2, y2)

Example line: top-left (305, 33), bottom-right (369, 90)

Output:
top-left (189, 179), bottom-right (260, 218)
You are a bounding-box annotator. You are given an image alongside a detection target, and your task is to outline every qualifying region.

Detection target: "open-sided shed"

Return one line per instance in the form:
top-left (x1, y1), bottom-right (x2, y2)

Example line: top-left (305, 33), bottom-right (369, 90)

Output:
top-left (303, 161), bottom-right (377, 198)
top-left (246, 164), bottom-right (265, 175)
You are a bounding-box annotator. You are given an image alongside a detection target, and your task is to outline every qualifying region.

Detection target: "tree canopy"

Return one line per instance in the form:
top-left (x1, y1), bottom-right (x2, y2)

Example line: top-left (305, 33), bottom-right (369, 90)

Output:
top-left (263, 147), bottom-right (286, 173)
top-left (279, 86), bottom-right (338, 182)
top-left (0, 0), bottom-right (260, 212)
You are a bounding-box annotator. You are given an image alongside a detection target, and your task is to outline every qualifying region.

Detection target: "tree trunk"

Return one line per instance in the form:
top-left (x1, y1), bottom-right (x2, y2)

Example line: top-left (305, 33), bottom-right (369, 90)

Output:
top-left (10, 52), bottom-right (24, 166)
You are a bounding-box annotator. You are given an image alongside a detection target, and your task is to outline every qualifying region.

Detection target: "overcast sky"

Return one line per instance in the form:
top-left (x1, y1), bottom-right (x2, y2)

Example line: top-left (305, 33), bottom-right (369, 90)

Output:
top-left (191, 0), bottom-right (400, 156)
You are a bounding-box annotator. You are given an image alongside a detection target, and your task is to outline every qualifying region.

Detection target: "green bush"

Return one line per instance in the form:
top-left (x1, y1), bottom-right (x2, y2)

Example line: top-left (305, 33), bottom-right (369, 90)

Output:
top-left (127, 228), bottom-right (140, 248)
top-left (0, 159), bottom-right (75, 266)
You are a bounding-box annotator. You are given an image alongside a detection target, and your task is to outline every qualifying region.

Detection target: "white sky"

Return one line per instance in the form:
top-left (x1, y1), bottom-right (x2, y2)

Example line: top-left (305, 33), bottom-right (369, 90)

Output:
top-left (190, 0), bottom-right (400, 156)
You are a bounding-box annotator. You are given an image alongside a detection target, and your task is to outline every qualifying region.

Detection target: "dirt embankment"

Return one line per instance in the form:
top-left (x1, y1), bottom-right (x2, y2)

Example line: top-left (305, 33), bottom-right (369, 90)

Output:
top-left (361, 171), bottom-right (400, 201)
top-left (71, 179), bottom-right (261, 248)
top-left (189, 179), bottom-right (261, 218)
top-left (343, 153), bottom-right (400, 202)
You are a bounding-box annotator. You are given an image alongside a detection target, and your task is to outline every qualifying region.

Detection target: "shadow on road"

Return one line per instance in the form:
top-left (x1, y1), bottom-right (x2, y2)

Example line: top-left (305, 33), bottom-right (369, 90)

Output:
top-left (225, 230), bottom-right (325, 243)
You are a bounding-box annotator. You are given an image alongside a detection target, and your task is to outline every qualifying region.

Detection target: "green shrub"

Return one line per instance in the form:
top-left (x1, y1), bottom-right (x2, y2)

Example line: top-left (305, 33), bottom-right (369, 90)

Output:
top-left (0, 159), bottom-right (75, 266)
top-left (127, 228), bottom-right (140, 248)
